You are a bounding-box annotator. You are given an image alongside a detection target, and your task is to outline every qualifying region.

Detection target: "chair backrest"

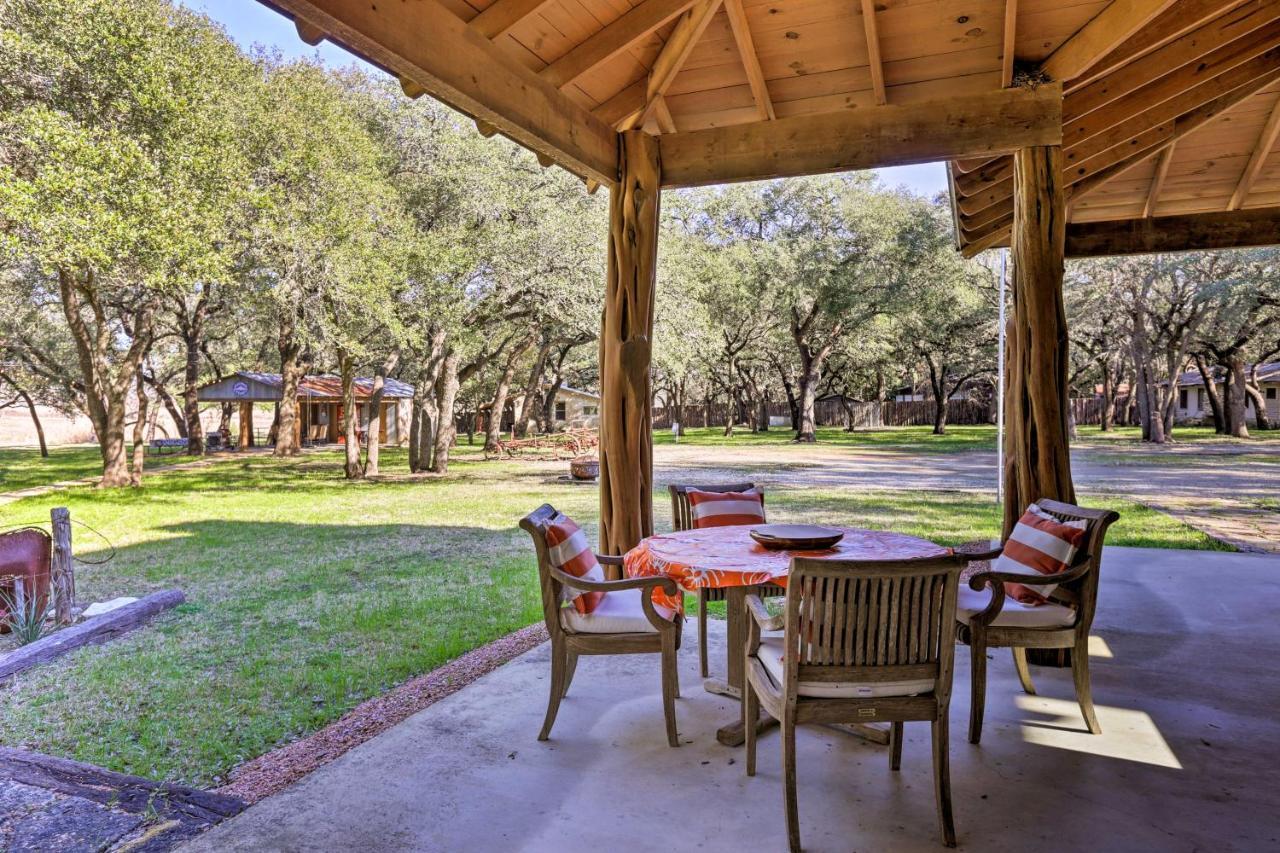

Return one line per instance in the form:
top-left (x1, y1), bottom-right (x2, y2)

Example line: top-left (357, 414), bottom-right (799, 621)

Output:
top-left (1030, 498), bottom-right (1120, 624)
top-left (668, 482), bottom-right (761, 532)
top-left (780, 554), bottom-right (969, 705)
top-left (518, 503), bottom-right (569, 638)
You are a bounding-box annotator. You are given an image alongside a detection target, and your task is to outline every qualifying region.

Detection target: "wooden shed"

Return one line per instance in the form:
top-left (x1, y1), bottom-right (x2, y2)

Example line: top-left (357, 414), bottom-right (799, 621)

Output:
top-left (260, 0), bottom-right (1280, 552)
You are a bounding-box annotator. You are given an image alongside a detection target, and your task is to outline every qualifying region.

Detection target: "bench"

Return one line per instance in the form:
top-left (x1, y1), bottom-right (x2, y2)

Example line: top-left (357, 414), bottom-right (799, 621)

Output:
top-left (147, 438), bottom-right (188, 456)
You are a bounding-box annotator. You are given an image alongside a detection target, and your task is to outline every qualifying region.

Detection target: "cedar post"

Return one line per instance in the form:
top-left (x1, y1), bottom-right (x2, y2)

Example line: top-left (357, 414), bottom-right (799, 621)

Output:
top-left (1004, 145), bottom-right (1076, 537)
top-left (598, 131), bottom-right (660, 565)
top-left (50, 506), bottom-right (74, 625)
top-left (238, 401), bottom-right (252, 450)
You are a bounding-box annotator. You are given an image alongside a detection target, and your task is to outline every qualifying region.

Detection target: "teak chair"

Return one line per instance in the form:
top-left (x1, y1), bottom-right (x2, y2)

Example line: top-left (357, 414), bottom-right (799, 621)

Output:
top-left (743, 553), bottom-right (969, 851)
top-left (668, 482), bottom-right (783, 678)
top-left (520, 504), bottom-right (683, 747)
top-left (956, 498), bottom-right (1120, 744)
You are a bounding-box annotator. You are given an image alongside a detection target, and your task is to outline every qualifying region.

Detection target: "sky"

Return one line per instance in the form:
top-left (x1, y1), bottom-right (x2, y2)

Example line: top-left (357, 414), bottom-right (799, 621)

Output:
top-left (187, 0), bottom-right (950, 197)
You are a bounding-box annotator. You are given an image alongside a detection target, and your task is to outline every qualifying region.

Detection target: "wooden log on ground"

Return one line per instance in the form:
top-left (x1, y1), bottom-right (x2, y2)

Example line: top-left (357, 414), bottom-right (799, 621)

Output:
top-left (49, 506), bottom-right (74, 625)
top-left (1003, 145), bottom-right (1076, 537)
top-left (0, 589), bottom-right (185, 684)
top-left (598, 130), bottom-right (660, 563)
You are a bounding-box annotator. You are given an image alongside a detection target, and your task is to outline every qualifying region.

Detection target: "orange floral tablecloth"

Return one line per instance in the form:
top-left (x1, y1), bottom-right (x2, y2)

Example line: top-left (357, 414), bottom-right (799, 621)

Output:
top-left (624, 525), bottom-right (950, 615)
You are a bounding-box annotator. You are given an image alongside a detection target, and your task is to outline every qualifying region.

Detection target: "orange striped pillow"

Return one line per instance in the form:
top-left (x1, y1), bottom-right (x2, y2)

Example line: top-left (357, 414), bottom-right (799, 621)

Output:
top-left (545, 514), bottom-right (605, 614)
top-left (996, 504), bottom-right (1088, 605)
top-left (688, 488), bottom-right (766, 528)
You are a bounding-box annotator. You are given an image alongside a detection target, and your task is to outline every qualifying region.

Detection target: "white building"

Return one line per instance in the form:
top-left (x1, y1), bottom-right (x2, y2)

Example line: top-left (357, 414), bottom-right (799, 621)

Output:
top-left (1174, 363), bottom-right (1280, 424)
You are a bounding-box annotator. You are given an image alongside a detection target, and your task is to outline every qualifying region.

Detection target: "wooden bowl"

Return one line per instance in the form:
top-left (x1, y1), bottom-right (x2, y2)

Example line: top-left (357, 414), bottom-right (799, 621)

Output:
top-left (750, 524), bottom-right (844, 550)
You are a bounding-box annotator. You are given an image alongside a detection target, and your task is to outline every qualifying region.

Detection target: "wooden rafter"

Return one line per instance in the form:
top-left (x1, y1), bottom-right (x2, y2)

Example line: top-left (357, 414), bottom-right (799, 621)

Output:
top-left (1144, 142), bottom-right (1175, 217)
top-left (268, 0), bottom-right (618, 185)
top-left (859, 0), bottom-right (886, 105)
top-left (659, 84), bottom-right (1062, 187)
top-left (540, 0), bottom-right (699, 90)
top-left (468, 0), bottom-right (554, 40)
top-left (1066, 207), bottom-right (1280, 255)
top-left (723, 0), bottom-right (774, 120)
top-left (1040, 0), bottom-right (1180, 83)
top-left (1228, 91), bottom-right (1280, 209)
top-left (619, 0), bottom-right (722, 132)
top-left (1001, 0), bottom-right (1018, 88)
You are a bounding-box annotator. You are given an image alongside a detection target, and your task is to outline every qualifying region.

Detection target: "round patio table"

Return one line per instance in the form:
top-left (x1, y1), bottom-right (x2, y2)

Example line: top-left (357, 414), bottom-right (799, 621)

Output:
top-left (624, 524), bottom-right (949, 745)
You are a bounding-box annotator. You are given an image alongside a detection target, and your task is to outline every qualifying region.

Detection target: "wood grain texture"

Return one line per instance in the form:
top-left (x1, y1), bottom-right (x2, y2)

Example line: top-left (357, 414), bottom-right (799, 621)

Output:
top-left (1064, 206), bottom-right (1280, 254)
top-left (540, 0), bottom-right (699, 89)
top-left (1040, 0), bottom-right (1178, 83)
top-left (1144, 141), bottom-right (1175, 216)
top-left (1229, 92), bottom-right (1280, 207)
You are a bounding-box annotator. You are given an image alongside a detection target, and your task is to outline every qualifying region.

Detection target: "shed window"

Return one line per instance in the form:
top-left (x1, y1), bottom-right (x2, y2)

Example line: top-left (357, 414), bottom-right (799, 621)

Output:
top-left (1269, 388), bottom-right (1277, 400)
top-left (1179, 389), bottom-right (1188, 409)
top-left (555, 401), bottom-right (567, 421)
top-left (583, 405), bottom-right (598, 416)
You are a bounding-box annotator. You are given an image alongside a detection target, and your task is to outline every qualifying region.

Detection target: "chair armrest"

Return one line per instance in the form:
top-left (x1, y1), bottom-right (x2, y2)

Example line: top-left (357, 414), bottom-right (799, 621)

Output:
top-left (956, 545), bottom-right (1004, 562)
top-left (963, 550), bottom-right (1091, 627)
top-left (547, 566), bottom-right (680, 633)
top-left (745, 594), bottom-right (785, 632)
top-left (595, 553), bottom-right (625, 567)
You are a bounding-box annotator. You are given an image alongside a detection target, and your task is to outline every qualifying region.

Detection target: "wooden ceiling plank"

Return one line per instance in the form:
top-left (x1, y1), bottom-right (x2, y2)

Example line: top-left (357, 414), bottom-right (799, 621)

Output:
top-left (659, 83), bottom-right (1062, 187)
top-left (723, 0), bottom-right (775, 120)
top-left (1001, 0), bottom-right (1018, 88)
top-left (470, 0), bottom-right (556, 40)
top-left (1228, 92), bottom-right (1280, 208)
top-left (1144, 141), bottom-right (1176, 217)
top-left (1040, 0), bottom-right (1180, 84)
top-left (1065, 207), bottom-right (1280, 255)
top-left (593, 79), bottom-right (647, 127)
top-left (859, 0), bottom-right (887, 105)
top-left (268, 0), bottom-right (618, 185)
top-left (540, 0), bottom-right (700, 90)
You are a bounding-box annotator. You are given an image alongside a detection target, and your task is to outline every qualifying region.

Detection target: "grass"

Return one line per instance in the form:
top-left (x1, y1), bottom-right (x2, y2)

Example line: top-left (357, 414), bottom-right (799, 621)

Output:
top-left (0, 445), bottom-right (107, 493)
top-left (0, 441), bottom-right (1230, 788)
top-left (1074, 425), bottom-right (1280, 445)
top-left (654, 425), bottom-right (998, 453)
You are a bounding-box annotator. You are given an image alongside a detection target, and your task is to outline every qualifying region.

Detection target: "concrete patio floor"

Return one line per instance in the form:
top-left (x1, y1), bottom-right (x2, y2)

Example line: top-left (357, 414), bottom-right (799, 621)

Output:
top-left (185, 546), bottom-right (1280, 852)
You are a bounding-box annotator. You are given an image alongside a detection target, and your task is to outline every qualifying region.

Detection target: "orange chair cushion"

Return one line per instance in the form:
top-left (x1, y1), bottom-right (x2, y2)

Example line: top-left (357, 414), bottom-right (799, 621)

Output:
top-left (688, 488), bottom-right (766, 528)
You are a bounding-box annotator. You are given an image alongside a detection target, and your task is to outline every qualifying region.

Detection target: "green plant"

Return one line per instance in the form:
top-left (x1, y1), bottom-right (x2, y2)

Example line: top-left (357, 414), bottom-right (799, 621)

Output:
top-left (0, 578), bottom-right (52, 646)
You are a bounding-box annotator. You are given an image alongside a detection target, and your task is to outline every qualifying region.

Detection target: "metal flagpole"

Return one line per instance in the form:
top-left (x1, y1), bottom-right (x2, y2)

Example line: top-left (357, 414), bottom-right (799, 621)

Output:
top-left (996, 249), bottom-right (1007, 504)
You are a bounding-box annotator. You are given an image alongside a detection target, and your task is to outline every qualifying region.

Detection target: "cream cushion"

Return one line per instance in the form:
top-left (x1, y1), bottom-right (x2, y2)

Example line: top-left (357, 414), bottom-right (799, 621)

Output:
top-left (560, 589), bottom-right (662, 634)
top-left (755, 636), bottom-right (935, 699)
top-left (956, 587), bottom-right (1076, 629)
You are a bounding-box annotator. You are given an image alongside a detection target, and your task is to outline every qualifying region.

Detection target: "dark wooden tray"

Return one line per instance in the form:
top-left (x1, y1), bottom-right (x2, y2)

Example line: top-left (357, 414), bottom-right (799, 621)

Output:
top-left (750, 524), bottom-right (844, 550)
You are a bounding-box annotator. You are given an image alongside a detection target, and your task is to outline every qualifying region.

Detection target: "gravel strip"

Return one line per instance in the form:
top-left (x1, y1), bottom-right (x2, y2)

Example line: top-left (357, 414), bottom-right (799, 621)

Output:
top-left (216, 624), bottom-right (549, 804)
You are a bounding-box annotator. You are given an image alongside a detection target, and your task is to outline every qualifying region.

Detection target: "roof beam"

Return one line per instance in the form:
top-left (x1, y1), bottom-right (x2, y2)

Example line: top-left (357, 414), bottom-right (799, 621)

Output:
top-left (659, 84), bottom-right (1062, 187)
top-left (540, 0), bottom-right (699, 89)
top-left (1040, 0), bottom-right (1179, 83)
top-left (262, 0), bottom-right (618, 186)
top-left (859, 0), bottom-right (887, 104)
top-left (724, 0), bottom-right (774, 120)
top-left (1001, 0), bottom-right (1018, 88)
top-left (1065, 207), bottom-right (1280, 255)
top-left (1144, 141), bottom-right (1175, 217)
top-left (1228, 92), bottom-right (1280, 209)
top-left (469, 0), bottom-right (555, 40)
top-left (619, 0), bottom-right (722, 131)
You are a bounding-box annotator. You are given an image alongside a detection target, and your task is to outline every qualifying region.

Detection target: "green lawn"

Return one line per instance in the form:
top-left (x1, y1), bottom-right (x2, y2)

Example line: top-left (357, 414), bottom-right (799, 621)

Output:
top-left (1074, 425), bottom-right (1280, 445)
top-left (0, 444), bottom-right (1228, 788)
top-left (654, 425), bottom-right (998, 453)
top-left (0, 445), bottom-right (107, 492)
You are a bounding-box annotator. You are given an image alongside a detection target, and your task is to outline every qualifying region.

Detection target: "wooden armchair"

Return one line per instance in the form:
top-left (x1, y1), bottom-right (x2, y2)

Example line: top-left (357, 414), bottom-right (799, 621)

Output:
top-left (520, 504), bottom-right (683, 747)
top-left (743, 554), bottom-right (969, 851)
top-left (956, 498), bottom-right (1120, 744)
top-left (669, 482), bottom-right (782, 678)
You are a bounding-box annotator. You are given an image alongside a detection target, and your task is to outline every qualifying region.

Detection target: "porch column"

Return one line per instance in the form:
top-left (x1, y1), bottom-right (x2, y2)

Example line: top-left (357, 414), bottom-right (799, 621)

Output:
top-left (1003, 144), bottom-right (1076, 536)
top-left (238, 401), bottom-right (252, 450)
top-left (598, 130), bottom-right (660, 562)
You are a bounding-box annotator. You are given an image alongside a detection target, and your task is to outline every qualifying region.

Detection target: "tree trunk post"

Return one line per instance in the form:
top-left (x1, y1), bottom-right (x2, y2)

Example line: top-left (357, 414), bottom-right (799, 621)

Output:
top-left (50, 507), bottom-right (74, 625)
top-left (1225, 356), bottom-right (1250, 438)
top-left (1003, 144), bottom-right (1076, 537)
top-left (20, 386), bottom-right (48, 458)
top-left (599, 130), bottom-right (660, 561)
top-left (238, 401), bottom-right (252, 451)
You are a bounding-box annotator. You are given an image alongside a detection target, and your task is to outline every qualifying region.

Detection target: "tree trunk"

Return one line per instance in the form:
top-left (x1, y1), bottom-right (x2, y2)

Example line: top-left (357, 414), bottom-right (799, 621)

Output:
top-left (181, 329), bottom-right (203, 454)
top-left (274, 314), bottom-right (306, 457)
top-left (794, 352), bottom-right (820, 442)
top-left (926, 358), bottom-right (948, 436)
top-left (485, 341), bottom-right (530, 452)
top-left (0, 373), bottom-right (49, 457)
top-left (1099, 361), bottom-right (1115, 431)
top-left (1003, 145), bottom-right (1075, 537)
top-left (130, 375), bottom-right (148, 487)
top-left (430, 351), bottom-right (460, 474)
top-left (1195, 353), bottom-right (1225, 432)
top-left (363, 352), bottom-right (398, 476)
top-left (1223, 355), bottom-right (1250, 438)
top-left (1244, 378), bottom-right (1271, 430)
top-left (515, 339), bottom-right (551, 438)
top-left (598, 130), bottom-right (659, 558)
top-left (337, 351), bottom-right (361, 478)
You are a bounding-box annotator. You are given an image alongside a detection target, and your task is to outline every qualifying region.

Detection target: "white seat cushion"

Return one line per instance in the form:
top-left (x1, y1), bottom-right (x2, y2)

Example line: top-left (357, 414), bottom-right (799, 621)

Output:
top-left (754, 636), bottom-right (934, 699)
top-left (956, 587), bottom-right (1076, 629)
top-left (560, 588), bottom-right (662, 634)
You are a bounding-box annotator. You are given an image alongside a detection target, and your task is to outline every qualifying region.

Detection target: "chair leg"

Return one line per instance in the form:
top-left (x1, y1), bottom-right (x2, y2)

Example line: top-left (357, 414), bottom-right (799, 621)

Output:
top-left (539, 640), bottom-right (567, 742)
top-left (889, 721), bottom-right (904, 771)
top-left (968, 633), bottom-right (987, 745)
top-left (1012, 647), bottom-right (1036, 695)
top-left (698, 591), bottom-right (709, 679)
top-left (661, 639), bottom-right (679, 748)
top-left (744, 676), bottom-right (759, 777)
top-left (932, 716), bottom-right (957, 848)
top-left (1072, 635), bottom-right (1102, 735)
top-left (782, 716), bottom-right (801, 853)
top-left (562, 650), bottom-right (579, 699)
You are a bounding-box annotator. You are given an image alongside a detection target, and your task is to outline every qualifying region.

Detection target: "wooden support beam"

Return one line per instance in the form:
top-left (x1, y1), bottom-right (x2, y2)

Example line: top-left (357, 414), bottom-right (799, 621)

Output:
top-left (1065, 207), bottom-right (1280, 255)
top-left (238, 400), bottom-right (252, 450)
top-left (658, 84), bottom-right (1063, 187)
top-left (399, 77), bottom-right (427, 99)
top-left (1144, 141), bottom-right (1175, 217)
top-left (599, 131), bottom-right (660, 556)
top-left (475, 119), bottom-right (499, 137)
top-left (651, 95), bottom-right (678, 134)
top-left (1001, 0), bottom-right (1018, 88)
top-left (469, 0), bottom-right (554, 40)
top-left (295, 19), bottom-right (325, 44)
top-left (859, 0), bottom-right (887, 105)
top-left (1004, 144), bottom-right (1075, 536)
top-left (594, 80), bottom-right (648, 128)
top-left (1040, 0), bottom-right (1178, 83)
top-left (267, 0), bottom-right (618, 186)
top-left (1229, 92), bottom-right (1280, 209)
top-left (724, 0), bottom-right (774, 120)
top-left (621, 0), bottom-right (722, 131)
top-left (540, 0), bottom-right (699, 90)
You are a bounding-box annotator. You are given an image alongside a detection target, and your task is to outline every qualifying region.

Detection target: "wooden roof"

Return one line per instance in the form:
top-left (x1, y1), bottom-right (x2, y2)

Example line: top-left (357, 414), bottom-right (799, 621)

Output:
top-left (263, 0), bottom-right (1280, 255)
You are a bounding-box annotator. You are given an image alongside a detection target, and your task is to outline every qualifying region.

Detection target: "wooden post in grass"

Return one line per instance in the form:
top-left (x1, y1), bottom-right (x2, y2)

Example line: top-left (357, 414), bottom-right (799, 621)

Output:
top-left (238, 401), bottom-right (252, 451)
top-left (50, 506), bottom-right (74, 625)
top-left (598, 130), bottom-right (660, 564)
